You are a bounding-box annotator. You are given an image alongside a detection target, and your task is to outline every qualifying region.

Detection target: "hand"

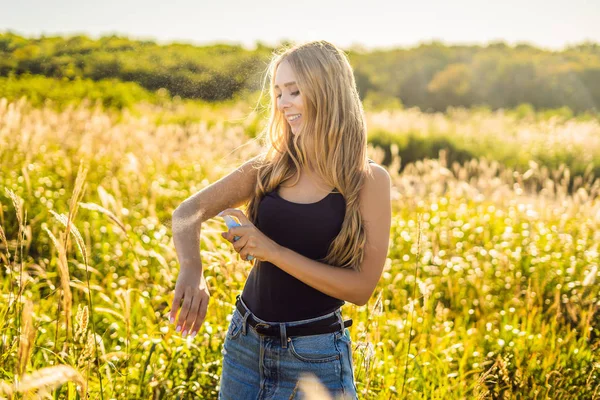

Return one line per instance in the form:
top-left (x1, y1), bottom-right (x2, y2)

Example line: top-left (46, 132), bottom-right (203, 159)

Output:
top-left (219, 208), bottom-right (281, 263)
top-left (169, 267), bottom-right (210, 339)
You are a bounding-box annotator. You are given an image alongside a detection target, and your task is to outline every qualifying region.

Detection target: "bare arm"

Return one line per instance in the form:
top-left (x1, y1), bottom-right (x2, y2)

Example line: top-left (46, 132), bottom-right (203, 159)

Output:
top-left (172, 155), bottom-right (262, 271)
top-left (169, 155), bottom-right (263, 338)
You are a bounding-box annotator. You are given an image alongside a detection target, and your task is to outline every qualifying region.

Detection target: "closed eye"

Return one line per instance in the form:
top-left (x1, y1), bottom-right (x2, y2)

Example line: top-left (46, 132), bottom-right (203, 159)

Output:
top-left (276, 90), bottom-right (300, 99)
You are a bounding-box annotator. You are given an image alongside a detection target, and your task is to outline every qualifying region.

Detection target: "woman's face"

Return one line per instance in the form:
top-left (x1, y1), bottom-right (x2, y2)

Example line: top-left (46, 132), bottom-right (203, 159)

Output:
top-left (274, 60), bottom-right (305, 135)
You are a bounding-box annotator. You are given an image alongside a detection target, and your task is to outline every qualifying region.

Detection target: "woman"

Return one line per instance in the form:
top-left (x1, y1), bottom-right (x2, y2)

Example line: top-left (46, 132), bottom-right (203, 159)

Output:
top-left (169, 40), bottom-right (392, 399)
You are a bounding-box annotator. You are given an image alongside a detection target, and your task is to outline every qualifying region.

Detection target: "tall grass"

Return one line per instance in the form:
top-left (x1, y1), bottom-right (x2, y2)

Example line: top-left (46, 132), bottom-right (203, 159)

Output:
top-left (0, 97), bottom-right (599, 399)
top-left (366, 106), bottom-right (600, 183)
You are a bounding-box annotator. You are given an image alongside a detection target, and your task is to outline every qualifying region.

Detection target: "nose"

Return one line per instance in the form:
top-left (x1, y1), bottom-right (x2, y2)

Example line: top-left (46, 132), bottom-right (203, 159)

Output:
top-left (278, 95), bottom-right (292, 111)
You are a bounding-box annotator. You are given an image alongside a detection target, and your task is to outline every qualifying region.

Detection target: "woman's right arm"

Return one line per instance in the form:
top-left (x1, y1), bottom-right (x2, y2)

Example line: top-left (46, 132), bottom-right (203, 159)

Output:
top-left (172, 154), bottom-right (262, 270)
top-left (169, 155), bottom-right (262, 337)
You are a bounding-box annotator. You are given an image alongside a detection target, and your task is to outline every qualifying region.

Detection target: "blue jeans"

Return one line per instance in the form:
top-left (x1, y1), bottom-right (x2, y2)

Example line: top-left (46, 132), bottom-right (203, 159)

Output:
top-left (218, 295), bottom-right (358, 400)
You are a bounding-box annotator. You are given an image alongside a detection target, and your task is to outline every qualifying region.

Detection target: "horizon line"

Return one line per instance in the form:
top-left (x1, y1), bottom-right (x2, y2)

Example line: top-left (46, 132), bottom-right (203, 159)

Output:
top-left (1, 28), bottom-right (598, 53)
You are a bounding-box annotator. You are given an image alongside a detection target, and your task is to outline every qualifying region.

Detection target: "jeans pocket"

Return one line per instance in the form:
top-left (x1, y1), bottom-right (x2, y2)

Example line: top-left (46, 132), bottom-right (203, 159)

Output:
top-left (288, 332), bottom-right (342, 363)
top-left (225, 311), bottom-right (243, 341)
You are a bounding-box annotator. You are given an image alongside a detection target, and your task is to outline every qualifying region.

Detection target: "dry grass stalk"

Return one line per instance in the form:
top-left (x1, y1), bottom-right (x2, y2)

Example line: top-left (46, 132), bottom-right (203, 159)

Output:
top-left (497, 354), bottom-right (512, 388)
top-left (370, 291), bottom-right (383, 318)
top-left (42, 227), bottom-right (73, 340)
top-left (73, 305), bottom-right (93, 384)
top-left (57, 164), bottom-right (88, 323)
top-left (294, 373), bottom-right (355, 400)
top-left (3, 189), bottom-right (25, 299)
top-left (474, 358), bottom-right (495, 399)
top-left (17, 299), bottom-right (36, 377)
top-left (78, 202), bottom-right (127, 234)
top-left (94, 306), bottom-right (125, 321)
top-left (20, 163), bottom-right (32, 199)
top-left (0, 223), bottom-right (9, 259)
top-left (74, 304), bottom-right (89, 344)
top-left (3, 194), bottom-right (31, 262)
top-left (296, 372), bottom-right (333, 400)
top-left (47, 207), bottom-right (96, 360)
top-left (114, 288), bottom-right (132, 378)
top-left (50, 166), bottom-right (103, 393)
top-left (100, 351), bottom-right (128, 362)
top-left (115, 288), bottom-right (132, 330)
top-left (368, 291), bottom-right (384, 346)
top-left (0, 198), bottom-right (4, 227)
top-left (49, 210), bottom-right (87, 267)
top-left (13, 365), bottom-right (87, 399)
top-left (4, 188), bottom-right (23, 232)
top-left (66, 163), bottom-right (88, 236)
top-left (0, 380), bottom-right (13, 396)
top-left (77, 331), bottom-right (95, 370)
top-left (97, 185), bottom-right (120, 218)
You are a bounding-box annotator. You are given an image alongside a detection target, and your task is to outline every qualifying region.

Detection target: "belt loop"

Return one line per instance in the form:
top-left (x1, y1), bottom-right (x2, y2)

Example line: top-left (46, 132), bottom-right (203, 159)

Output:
top-left (280, 323), bottom-right (288, 348)
top-left (236, 295), bottom-right (249, 336)
top-left (336, 309), bottom-right (344, 332)
top-left (241, 312), bottom-right (249, 336)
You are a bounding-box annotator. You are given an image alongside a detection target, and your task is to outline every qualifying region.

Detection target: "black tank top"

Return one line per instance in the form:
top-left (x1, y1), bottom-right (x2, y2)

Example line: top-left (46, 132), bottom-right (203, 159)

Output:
top-left (241, 159), bottom-right (374, 322)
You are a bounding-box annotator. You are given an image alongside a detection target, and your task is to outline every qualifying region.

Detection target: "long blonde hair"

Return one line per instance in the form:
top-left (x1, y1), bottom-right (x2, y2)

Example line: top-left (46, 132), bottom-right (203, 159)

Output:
top-left (247, 40), bottom-right (372, 272)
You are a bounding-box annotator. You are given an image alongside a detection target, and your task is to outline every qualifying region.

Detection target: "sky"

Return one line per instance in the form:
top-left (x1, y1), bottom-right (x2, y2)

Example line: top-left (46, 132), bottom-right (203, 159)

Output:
top-left (0, 0), bottom-right (598, 50)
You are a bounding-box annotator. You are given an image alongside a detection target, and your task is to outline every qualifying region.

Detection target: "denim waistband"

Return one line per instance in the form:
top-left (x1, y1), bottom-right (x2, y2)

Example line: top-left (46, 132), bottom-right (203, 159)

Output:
top-left (234, 294), bottom-right (345, 349)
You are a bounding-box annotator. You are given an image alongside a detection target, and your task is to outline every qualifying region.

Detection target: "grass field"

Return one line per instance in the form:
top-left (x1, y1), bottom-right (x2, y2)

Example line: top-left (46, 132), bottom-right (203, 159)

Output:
top-left (0, 97), bottom-right (599, 399)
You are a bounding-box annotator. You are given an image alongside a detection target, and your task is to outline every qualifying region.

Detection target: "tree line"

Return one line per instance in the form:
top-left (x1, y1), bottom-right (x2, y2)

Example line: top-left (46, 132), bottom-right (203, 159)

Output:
top-left (1, 32), bottom-right (599, 113)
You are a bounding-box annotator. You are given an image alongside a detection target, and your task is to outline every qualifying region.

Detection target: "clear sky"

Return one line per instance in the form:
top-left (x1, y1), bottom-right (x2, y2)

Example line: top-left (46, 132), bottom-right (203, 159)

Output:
top-left (1, 0), bottom-right (598, 50)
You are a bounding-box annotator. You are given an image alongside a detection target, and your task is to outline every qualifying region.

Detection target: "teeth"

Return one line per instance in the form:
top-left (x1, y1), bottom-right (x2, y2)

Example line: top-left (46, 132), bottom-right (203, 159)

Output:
top-left (288, 114), bottom-right (301, 121)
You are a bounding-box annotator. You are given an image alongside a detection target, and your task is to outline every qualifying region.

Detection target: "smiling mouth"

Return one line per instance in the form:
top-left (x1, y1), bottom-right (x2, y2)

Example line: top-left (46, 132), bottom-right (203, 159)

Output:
top-left (287, 114), bottom-right (301, 122)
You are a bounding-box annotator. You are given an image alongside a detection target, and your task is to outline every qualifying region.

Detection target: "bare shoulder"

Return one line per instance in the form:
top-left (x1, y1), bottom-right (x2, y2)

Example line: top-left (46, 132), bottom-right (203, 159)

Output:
top-left (362, 162), bottom-right (391, 199)
top-left (368, 161), bottom-right (390, 180)
top-left (359, 161), bottom-right (391, 227)
top-left (240, 153), bottom-right (266, 171)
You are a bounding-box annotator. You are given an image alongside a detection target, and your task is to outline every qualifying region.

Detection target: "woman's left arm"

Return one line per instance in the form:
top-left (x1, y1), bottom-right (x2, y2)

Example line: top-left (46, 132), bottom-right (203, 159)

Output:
top-left (270, 165), bottom-right (392, 306)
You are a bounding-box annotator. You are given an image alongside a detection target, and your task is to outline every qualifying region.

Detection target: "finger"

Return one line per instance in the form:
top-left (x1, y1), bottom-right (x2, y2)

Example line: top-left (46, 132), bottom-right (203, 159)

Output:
top-left (191, 295), bottom-right (209, 338)
top-left (184, 295), bottom-right (200, 337)
top-left (221, 227), bottom-right (247, 242)
top-left (224, 209), bottom-right (251, 225)
top-left (187, 297), bottom-right (202, 337)
top-left (228, 225), bottom-right (250, 239)
top-left (232, 235), bottom-right (248, 252)
top-left (239, 241), bottom-right (253, 261)
top-left (170, 287), bottom-right (183, 323)
top-left (176, 288), bottom-right (192, 332)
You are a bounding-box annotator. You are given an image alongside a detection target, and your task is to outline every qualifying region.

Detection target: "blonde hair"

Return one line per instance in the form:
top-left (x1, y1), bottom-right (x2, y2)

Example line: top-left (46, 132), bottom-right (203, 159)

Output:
top-left (247, 40), bottom-right (372, 272)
